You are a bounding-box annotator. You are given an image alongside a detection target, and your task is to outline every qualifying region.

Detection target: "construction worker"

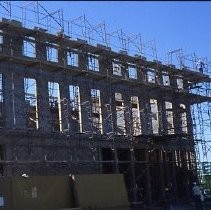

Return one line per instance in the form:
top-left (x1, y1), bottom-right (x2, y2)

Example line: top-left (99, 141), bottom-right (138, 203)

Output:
top-left (196, 60), bottom-right (205, 73)
top-left (192, 182), bottom-right (204, 210)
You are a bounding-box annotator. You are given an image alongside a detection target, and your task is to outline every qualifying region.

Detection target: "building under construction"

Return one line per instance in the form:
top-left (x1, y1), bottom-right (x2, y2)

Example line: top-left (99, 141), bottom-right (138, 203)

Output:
top-left (0, 1), bottom-right (211, 208)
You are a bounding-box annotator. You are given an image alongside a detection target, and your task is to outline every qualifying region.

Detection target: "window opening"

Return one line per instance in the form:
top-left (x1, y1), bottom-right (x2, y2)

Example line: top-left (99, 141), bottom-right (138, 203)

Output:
top-left (0, 30), bottom-right (3, 52)
top-left (24, 78), bottom-right (38, 129)
top-left (128, 65), bottom-right (137, 79)
top-left (165, 101), bottom-right (174, 134)
top-left (115, 93), bottom-right (125, 135)
top-left (131, 96), bottom-right (141, 136)
top-left (67, 50), bottom-right (78, 67)
top-left (162, 73), bottom-right (170, 86)
top-left (47, 43), bottom-right (58, 62)
top-left (91, 89), bottom-right (102, 133)
top-left (69, 85), bottom-right (82, 132)
top-left (112, 60), bottom-right (122, 76)
top-left (147, 69), bottom-right (156, 83)
top-left (177, 77), bottom-right (183, 89)
top-left (180, 104), bottom-right (187, 133)
top-left (48, 82), bottom-right (61, 131)
top-left (88, 53), bottom-right (99, 71)
top-left (150, 99), bottom-right (159, 134)
top-left (23, 36), bottom-right (36, 58)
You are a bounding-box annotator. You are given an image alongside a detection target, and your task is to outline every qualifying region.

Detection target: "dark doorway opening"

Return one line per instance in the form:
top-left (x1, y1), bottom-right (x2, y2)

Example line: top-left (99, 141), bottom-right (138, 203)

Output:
top-left (101, 148), bottom-right (114, 174)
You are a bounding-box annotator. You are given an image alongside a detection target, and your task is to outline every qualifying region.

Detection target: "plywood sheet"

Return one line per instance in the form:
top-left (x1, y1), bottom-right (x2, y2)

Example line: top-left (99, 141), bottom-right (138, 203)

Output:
top-left (12, 175), bottom-right (73, 210)
top-left (0, 176), bottom-right (73, 210)
top-left (72, 174), bottom-right (130, 210)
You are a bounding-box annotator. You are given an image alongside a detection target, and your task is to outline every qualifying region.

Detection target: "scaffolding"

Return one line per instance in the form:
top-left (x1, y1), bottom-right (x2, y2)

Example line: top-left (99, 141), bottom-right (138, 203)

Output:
top-left (0, 1), bottom-right (210, 207)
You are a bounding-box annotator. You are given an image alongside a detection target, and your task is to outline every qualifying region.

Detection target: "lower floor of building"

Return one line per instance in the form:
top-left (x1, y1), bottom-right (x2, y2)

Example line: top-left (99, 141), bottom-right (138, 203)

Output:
top-left (0, 130), bottom-right (198, 205)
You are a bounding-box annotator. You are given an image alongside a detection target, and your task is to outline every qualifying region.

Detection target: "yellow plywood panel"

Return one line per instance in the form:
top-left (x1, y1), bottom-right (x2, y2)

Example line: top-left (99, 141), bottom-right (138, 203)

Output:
top-left (72, 174), bottom-right (130, 210)
top-left (12, 176), bottom-right (73, 210)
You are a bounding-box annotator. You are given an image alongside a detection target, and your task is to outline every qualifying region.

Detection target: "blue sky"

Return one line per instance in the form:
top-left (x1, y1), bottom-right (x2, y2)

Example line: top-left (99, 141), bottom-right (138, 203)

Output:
top-left (34, 1), bottom-right (211, 63)
top-left (5, 1), bottom-right (208, 65)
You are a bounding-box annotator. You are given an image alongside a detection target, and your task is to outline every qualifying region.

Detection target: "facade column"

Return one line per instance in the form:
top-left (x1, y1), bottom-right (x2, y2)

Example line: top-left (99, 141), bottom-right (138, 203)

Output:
top-left (112, 148), bottom-right (119, 174)
top-left (111, 87), bottom-right (118, 135)
top-left (136, 65), bottom-right (145, 83)
top-left (35, 32), bottom-right (47, 62)
top-left (101, 83), bottom-right (113, 135)
top-left (145, 149), bottom-right (152, 204)
top-left (172, 150), bottom-right (178, 198)
top-left (11, 71), bottom-right (26, 129)
top-left (130, 149), bottom-right (138, 207)
top-left (4, 71), bottom-right (14, 128)
top-left (157, 96), bottom-right (164, 135)
top-left (159, 150), bottom-right (165, 200)
top-left (139, 92), bottom-right (150, 135)
top-left (161, 99), bottom-right (168, 135)
top-left (172, 101), bottom-right (182, 134)
top-left (123, 91), bottom-right (131, 135)
top-left (80, 80), bottom-right (91, 133)
top-left (59, 77), bottom-right (69, 132)
top-left (36, 74), bottom-right (51, 132)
